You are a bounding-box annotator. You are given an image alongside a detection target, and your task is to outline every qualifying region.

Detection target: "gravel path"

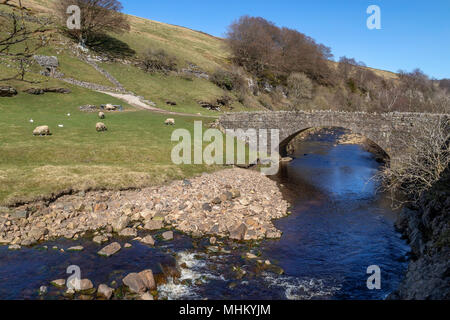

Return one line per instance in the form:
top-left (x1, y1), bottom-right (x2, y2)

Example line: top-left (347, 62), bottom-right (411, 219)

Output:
top-left (98, 91), bottom-right (216, 118)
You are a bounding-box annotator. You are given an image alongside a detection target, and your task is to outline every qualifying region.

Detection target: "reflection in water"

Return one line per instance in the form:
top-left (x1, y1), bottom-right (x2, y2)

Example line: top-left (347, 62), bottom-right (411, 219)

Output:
top-left (266, 131), bottom-right (409, 299)
top-left (0, 131), bottom-right (409, 300)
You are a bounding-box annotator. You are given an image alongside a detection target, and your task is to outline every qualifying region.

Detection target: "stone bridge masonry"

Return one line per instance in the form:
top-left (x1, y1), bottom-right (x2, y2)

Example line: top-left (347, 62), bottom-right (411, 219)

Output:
top-left (219, 111), bottom-right (449, 167)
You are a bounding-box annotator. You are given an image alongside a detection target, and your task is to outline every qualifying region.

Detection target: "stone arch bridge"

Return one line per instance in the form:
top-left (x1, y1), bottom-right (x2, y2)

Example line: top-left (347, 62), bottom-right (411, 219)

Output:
top-left (219, 111), bottom-right (448, 167)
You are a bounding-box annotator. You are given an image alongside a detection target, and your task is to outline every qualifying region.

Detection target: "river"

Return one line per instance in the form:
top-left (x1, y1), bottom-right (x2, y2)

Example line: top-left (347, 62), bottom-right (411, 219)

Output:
top-left (0, 129), bottom-right (410, 300)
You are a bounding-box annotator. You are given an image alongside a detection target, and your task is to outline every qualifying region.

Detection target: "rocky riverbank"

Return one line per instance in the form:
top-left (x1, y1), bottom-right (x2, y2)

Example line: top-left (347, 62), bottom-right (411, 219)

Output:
top-left (0, 168), bottom-right (289, 247)
top-left (389, 166), bottom-right (450, 300)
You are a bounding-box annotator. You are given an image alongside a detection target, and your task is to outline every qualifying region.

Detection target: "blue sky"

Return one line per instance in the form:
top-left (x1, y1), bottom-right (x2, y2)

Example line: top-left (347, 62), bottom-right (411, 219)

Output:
top-left (121, 0), bottom-right (450, 79)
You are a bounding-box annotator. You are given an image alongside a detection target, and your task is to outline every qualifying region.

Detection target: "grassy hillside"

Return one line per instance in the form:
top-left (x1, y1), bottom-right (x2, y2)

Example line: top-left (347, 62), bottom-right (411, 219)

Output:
top-left (1, 0), bottom-right (243, 116)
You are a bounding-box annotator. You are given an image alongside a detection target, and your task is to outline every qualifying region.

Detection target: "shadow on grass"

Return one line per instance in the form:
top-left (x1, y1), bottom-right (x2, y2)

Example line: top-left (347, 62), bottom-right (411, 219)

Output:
top-left (87, 33), bottom-right (136, 59)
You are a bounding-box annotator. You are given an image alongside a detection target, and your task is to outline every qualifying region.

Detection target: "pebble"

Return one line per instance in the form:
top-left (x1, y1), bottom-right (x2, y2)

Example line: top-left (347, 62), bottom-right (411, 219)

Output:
top-left (51, 279), bottom-right (66, 288)
top-left (39, 286), bottom-right (48, 295)
top-left (68, 246), bottom-right (84, 252)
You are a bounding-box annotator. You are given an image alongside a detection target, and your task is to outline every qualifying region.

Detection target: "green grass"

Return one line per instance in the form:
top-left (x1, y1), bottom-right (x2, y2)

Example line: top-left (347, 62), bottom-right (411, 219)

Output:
top-left (0, 85), bottom-right (223, 205)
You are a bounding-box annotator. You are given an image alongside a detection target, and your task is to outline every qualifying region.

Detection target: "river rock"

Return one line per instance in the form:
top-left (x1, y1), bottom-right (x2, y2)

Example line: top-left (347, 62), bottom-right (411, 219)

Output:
top-left (39, 286), bottom-right (48, 295)
top-left (8, 244), bottom-right (21, 250)
top-left (10, 210), bottom-right (28, 220)
top-left (141, 235), bottom-right (155, 246)
top-left (162, 231), bottom-right (174, 241)
top-left (143, 220), bottom-right (163, 231)
top-left (68, 279), bottom-right (94, 292)
top-left (122, 273), bottom-right (147, 294)
top-left (230, 224), bottom-right (247, 241)
top-left (68, 246), bottom-right (84, 252)
top-left (139, 270), bottom-right (156, 291)
top-left (98, 242), bottom-right (121, 257)
top-left (246, 253), bottom-right (258, 259)
top-left (118, 228), bottom-right (137, 237)
top-left (51, 279), bottom-right (66, 288)
top-left (97, 284), bottom-right (113, 300)
top-left (93, 235), bottom-right (108, 244)
top-left (140, 292), bottom-right (154, 300)
top-left (112, 216), bottom-right (129, 233)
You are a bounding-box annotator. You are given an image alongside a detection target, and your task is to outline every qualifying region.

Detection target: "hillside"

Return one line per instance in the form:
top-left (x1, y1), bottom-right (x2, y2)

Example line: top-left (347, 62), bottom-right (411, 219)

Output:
top-left (2, 0), bottom-right (444, 206)
top-left (1, 0), bottom-right (404, 115)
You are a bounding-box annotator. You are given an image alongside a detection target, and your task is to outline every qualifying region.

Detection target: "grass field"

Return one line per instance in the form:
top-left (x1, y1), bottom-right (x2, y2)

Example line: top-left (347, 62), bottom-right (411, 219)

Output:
top-left (0, 84), bottom-right (224, 206)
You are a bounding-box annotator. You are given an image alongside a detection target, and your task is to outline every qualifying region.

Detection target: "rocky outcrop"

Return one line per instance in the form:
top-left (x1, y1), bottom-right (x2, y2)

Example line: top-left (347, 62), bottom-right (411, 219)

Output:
top-left (24, 87), bottom-right (71, 95)
top-left (390, 167), bottom-right (450, 300)
top-left (0, 86), bottom-right (18, 97)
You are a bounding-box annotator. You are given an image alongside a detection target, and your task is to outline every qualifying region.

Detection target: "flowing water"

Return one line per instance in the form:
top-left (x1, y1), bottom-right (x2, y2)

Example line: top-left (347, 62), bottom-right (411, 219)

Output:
top-left (0, 130), bottom-right (409, 300)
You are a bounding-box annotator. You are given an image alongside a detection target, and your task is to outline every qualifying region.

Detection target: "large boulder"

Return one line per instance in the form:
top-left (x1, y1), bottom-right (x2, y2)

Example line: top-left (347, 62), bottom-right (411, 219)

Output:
top-left (33, 126), bottom-right (51, 136)
top-left (33, 55), bottom-right (59, 68)
top-left (0, 86), bottom-right (17, 97)
top-left (122, 273), bottom-right (146, 294)
top-left (122, 270), bottom-right (156, 293)
top-left (96, 122), bottom-right (107, 132)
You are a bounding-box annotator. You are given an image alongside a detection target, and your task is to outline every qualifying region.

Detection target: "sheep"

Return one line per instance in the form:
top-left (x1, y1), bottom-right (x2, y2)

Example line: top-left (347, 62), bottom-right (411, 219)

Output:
top-left (164, 118), bottom-right (175, 126)
top-left (96, 122), bottom-right (107, 132)
top-left (33, 125), bottom-right (51, 136)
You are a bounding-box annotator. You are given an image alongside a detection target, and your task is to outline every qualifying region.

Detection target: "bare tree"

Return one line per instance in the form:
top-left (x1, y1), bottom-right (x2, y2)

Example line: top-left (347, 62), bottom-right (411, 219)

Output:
top-left (287, 72), bottom-right (313, 103)
top-left (55, 0), bottom-right (129, 46)
top-left (376, 118), bottom-right (450, 207)
top-left (0, 1), bottom-right (52, 81)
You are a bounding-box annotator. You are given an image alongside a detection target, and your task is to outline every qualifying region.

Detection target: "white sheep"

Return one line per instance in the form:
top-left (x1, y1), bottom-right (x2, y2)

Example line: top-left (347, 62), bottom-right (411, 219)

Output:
top-left (165, 118), bottom-right (175, 125)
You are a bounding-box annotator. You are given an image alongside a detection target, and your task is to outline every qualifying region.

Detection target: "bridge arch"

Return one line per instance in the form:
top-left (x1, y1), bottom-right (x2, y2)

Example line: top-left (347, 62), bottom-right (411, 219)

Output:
top-left (278, 126), bottom-right (390, 163)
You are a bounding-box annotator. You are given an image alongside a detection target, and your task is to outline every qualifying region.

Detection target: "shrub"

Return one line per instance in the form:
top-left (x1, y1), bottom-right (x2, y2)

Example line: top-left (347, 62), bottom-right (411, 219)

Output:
top-left (140, 49), bottom-right (177, 74)
top-left (287, 73), bottom-right (313, 101)
top-left (211, 69), bottom-right (245, 91)
top-left (376, 118), bottom-right (450, 206)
